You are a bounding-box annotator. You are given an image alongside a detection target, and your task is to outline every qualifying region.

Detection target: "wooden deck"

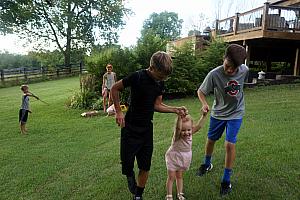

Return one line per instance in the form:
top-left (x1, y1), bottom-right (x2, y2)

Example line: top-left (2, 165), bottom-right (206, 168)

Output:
top-left (213, 2), bottom-right (300, 76)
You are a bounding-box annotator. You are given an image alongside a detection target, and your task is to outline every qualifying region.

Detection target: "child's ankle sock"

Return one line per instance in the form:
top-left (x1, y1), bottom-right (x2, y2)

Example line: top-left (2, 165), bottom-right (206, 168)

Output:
top-left (222, 168), bottom-right (232, 183)
top-left (204, 155), bottom-right (212, 167)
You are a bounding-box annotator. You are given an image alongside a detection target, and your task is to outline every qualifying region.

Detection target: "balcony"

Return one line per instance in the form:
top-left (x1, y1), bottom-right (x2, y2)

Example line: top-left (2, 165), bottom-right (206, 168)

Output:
top-left (213, 2), bottom-right (300, 42)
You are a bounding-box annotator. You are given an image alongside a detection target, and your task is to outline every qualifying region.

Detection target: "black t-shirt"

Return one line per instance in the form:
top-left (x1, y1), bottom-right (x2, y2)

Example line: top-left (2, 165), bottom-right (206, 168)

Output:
top-left (122, 69), bottom-right (164, 126)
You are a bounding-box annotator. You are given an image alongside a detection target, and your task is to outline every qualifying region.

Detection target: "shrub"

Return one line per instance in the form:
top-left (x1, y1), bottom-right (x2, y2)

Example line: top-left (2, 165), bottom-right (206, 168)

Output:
top-left (196, 38), bottom-right (228, 78)
top-left (66, 73), bottom-right (100, 109)
top-left (166, 41), bottom-right (199, 95)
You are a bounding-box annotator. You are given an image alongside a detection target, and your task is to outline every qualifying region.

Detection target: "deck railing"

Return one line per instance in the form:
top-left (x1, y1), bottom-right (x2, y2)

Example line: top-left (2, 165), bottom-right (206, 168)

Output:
top-left (216, 2), bottom-right (300, 36)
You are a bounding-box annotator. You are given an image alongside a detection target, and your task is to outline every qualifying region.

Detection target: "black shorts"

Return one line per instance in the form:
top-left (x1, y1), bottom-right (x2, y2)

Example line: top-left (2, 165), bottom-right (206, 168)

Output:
top-left (120, 123), bottom-right (153, 176)
top-left (19, 109), bottom-right (29, 123)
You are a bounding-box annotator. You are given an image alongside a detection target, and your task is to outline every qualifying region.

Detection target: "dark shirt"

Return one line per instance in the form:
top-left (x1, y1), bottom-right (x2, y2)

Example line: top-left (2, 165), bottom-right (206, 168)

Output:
top-left (122, 69), bottom-right (164, 127)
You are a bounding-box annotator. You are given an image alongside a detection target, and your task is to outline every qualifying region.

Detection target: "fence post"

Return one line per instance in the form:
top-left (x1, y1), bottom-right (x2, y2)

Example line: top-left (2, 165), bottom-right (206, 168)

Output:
top-left (0, 69), bottom-right (4, 83)
top-left (56, 67), bottom-right (59, 77)
top-left (24, 68), bottom-right (27, 82)
top-left (80, 61), bottom-right (83, 74)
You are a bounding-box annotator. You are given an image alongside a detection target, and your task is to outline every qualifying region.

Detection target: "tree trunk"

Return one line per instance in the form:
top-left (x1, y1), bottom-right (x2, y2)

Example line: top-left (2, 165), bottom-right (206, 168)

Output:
top-left (65, 2), bottom-right (72, 73)
top-left (65, 34), bottom-right (71, 73)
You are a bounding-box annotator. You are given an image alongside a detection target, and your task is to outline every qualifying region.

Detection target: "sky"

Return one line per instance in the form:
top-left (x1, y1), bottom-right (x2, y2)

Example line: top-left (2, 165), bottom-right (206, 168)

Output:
top-left (0, 0), bottom-right (266, 54)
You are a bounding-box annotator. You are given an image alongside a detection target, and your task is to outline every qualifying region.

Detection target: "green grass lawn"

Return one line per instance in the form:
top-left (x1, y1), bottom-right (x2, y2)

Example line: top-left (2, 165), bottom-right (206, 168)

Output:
top-left (0, 77), bottom-right (299, 200)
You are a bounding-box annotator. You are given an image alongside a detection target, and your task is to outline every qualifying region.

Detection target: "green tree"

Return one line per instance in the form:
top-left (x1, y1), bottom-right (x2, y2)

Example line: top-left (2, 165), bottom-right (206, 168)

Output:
top-left (142, 11), bottom-right (183, 41)
top-left (197, 38), bottom-right (228, 75)
top-left (0, 52), bottom-right (39, 69)
top-left (0, 0), bottom-right (130, 68)
top-left (86, 45), bottom-right (138, 80)
top-left (28, 50), bottom-right (64, 68)
top-left (165, 41), bottom-right (199, 95)
top-left (135, 30), bottom-right (167, 68)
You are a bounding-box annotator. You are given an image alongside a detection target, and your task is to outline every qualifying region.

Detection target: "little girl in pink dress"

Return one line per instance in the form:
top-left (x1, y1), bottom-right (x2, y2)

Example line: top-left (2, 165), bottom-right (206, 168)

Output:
top-left (165, 112), bottom-right (207, 200)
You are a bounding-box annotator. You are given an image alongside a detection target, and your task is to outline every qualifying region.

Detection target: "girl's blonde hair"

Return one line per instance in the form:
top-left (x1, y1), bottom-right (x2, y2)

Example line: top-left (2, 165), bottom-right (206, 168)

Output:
top-left (174, 114), bottom-right (193, 141)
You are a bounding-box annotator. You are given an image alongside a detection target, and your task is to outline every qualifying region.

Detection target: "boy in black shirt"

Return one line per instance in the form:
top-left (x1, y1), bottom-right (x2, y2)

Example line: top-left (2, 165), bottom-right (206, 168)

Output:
top-left (111, 51), bottom-right (187, 200)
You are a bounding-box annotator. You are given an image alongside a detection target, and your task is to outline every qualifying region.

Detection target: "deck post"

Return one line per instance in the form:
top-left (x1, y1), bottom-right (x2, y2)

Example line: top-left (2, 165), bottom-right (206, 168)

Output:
top-left (294, 48), bottom-right (300, 76)
top-left (245, 43), bottom-right (251, 67)
top-left (234, 13), bottom-right (239, 35)
top-left (262, 2), bottom-right (270, 31)
top-left (215, 19), bottom-right (219, 35)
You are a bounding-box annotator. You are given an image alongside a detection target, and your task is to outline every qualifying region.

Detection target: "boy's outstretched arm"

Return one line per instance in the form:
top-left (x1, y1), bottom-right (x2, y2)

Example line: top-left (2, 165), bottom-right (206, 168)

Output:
top-left (192, 112), bottom-right (208, 134)
top-left (197, 89), bottom-right (209, 113)
top-left (174, 115), bottom-right (182, 141)
top-left (111, 80), bottom-right (125, 127)
top-left (27, 92), bottom-right (39, 100)
top-left (154, 95), bottom-right (187, 116)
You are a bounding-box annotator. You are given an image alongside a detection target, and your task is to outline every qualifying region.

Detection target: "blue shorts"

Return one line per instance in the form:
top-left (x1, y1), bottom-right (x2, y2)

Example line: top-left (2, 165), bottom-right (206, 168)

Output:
top-left (19, 109), bottom-right (29, 124)
top-left (207, 116), bottom-right (243, 144)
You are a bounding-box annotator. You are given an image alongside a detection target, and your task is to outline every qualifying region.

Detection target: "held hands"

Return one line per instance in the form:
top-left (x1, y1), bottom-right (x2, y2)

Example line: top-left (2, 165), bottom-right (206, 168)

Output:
top-left (201, 104), bottom-right (210, 116)
top-left (175, 106), bottom-right (188, 117)
top-left (115, 111), bottom-right (125, 128)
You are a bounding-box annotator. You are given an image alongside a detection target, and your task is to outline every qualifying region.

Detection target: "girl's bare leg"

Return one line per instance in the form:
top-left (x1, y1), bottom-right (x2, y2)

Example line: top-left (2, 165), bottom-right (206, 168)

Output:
top-left (20, 123), bottom-right (27, 134)
top-left (166, 170), bottom-right (176, 197)
top-left (175, 171), bottom-right (184, 195)
top-left (102, 91), bottom-right (107, 112)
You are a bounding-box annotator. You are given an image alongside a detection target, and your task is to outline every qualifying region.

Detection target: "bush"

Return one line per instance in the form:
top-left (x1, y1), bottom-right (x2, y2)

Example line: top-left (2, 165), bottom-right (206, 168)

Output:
top-left (165, 38), bottom-right (227, 97)
top-left (66, 73), bottom-right (100, 109)
top-left (80, 36), bottom-right (228, 103)
top-left (85, 45), bottom-right (140, 94)
top-left (196, 38), bottom-right (228, 77)
top-left (166, 41), bottom-right (199, 95)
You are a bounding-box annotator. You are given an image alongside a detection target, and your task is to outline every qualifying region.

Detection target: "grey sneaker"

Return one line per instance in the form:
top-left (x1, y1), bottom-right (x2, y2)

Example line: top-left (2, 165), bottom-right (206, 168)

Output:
top-left (220, 181), bottom-right (232, 196)
top-left (196, 163), bottom-right (213, 176)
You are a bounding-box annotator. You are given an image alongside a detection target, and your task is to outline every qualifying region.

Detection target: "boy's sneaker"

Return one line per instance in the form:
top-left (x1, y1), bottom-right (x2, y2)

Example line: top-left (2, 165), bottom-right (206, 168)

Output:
top-left (133, 196), bottom-right (143, 200)
top-left (196, 163), bottom-right (213, 176)
top-left (220, 181), bottom-right (232, 196)
top-left (127, 175), bottom-right (137, 194)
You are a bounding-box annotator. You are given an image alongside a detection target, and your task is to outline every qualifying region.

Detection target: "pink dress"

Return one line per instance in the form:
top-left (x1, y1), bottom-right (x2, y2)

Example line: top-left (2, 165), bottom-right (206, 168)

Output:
top-left (165, 133), bottom-right (192, 171)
